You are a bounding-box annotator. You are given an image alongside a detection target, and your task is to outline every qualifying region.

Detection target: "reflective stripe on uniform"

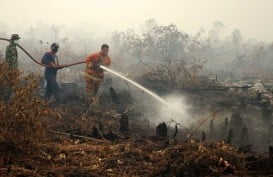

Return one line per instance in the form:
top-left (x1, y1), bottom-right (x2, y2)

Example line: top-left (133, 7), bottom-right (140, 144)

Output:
top-left (84, 73), bottom-right (102, 81)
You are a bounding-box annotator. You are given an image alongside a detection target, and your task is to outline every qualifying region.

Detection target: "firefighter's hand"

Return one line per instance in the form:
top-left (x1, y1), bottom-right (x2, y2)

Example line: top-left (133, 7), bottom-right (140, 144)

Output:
top-left (88, 62), bottom-right (93, 68)
top-left (93, 63), bottom-right (101, 70)
top-left (89, 61), bottom-right (100, 70)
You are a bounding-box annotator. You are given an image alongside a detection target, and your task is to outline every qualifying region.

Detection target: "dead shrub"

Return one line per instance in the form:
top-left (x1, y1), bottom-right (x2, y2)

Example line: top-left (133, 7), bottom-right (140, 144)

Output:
top-left (0, 62), bottom-right (49, 152)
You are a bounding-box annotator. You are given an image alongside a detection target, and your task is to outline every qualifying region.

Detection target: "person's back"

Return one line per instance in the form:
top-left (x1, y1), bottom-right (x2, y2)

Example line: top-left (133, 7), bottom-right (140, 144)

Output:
top-left (41, 51), bottom-right (58, 75)
top-left (2, 34), bottom-right (20, 103)
top-left (5, 34), bottom-right (20, 69)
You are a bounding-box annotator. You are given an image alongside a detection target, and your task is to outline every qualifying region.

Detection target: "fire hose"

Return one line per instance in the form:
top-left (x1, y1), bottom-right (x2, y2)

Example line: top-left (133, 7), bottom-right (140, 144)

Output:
top-left (0, 37), bottom-right (85, 68)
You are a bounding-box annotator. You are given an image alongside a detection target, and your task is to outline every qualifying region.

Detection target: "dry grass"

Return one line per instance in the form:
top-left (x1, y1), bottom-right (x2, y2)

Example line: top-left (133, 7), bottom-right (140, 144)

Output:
top-left (0, 62), bottom-right (49, 152)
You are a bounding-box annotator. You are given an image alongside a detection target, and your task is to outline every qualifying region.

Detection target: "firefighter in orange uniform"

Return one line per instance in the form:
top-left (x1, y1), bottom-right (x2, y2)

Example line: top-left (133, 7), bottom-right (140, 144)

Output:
top-left (84, 44), bottom-right (111, 107)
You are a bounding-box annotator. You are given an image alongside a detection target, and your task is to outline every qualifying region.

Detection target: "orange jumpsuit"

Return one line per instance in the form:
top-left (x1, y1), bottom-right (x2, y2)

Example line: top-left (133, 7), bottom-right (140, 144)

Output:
top-left (84, 52), bottom-right (111, 100)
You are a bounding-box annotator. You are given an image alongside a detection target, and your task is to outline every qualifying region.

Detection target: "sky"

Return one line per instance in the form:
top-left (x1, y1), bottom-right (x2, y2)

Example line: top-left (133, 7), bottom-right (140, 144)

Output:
top-left (0, 0), bottom-right (273, 41)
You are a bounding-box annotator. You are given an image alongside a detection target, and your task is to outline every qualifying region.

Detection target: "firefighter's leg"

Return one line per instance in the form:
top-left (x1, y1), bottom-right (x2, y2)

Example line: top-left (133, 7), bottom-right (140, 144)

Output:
top-left (85, 79), bottom-right (102, 112)
top-left (3, 86), bottom-right (11, 104)
top-left (44, 74), bottom-right (53, 101)
top-left (85, 78), bottom-right (96, 109)
top-left (50, 74), bottom-right (61, 103)
top-left (92, 80), bottom-right (101, 106)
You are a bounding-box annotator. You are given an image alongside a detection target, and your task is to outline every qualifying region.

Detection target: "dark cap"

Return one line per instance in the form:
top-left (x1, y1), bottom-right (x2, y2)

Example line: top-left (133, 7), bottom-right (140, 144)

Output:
top-left (11, 34), bottom-right (20, 40)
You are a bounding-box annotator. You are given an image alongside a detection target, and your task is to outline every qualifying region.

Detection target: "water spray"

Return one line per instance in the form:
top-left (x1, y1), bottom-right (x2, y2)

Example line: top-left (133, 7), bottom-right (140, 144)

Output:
top-left (100, 66), bottom-right (210, 128)
top-left (100, 65), bottom-right (169, 106)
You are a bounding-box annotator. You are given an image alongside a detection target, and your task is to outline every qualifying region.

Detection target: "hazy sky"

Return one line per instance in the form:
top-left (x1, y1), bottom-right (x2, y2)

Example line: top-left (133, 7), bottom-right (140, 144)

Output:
top-left (1, 0), bottom-right (273, 41)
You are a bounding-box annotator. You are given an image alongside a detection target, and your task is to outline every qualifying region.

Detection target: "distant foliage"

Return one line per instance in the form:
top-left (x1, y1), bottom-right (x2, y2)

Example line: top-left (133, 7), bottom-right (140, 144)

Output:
top-left (112, 19), bottom-right (208, 89)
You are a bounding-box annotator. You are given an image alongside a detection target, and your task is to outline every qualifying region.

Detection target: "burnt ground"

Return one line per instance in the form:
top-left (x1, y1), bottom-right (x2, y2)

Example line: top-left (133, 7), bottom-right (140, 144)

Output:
top-left (1, 83), bottom-right (273, 177)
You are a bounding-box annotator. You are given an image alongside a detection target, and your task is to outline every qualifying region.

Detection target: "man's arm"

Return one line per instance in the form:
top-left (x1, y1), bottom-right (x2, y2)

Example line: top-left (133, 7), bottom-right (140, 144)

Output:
top-left (85, 53), bottom-right (96, 68)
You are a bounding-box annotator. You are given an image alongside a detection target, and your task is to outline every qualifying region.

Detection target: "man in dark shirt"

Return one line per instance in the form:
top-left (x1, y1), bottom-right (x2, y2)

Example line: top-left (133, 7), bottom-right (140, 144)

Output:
top-left (41, 43), bottom-right (63, 103)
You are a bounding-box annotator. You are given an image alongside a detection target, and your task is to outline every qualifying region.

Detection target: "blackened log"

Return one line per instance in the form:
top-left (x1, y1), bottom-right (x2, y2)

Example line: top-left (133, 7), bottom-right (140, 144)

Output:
top-left (226, 129), bottom-right (233, 144)
top-left (109, 87), bottom-right (118, 102)
top-left (201, 131), bottom-right (206, 142)
top-left (119, 114), bottom-right (129, 132)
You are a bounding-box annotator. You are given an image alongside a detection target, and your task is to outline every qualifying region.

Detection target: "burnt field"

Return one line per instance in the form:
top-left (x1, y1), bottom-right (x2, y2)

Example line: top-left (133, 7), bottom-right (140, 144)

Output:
top-left (1, 62), bottom-right (273, 177)
top-left (1, 19), bottom-right (273, 176)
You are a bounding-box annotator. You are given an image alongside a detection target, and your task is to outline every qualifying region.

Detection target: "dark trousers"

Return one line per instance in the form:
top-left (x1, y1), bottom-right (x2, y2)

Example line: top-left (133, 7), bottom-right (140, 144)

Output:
top-left (44, 73), bottom-right (60, 103)
top-left (3, 86), bottom-right (11, 104)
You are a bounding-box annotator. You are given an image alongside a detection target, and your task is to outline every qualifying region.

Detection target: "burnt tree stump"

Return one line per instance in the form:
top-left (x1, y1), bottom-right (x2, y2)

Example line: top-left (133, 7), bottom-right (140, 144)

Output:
top-left (98, 121), bottom-right (104, 131)
top-left (91, 126), bottom-right (101, 139)
top-left (209, 119), bottom-right (214, 139)
top-left (269, 146), bottom-right (273, 159)
top-left (268, 124), bottom-right (273, 143)
top-left (230, 110), bottom-right (244, 142)
top-left (240, 126), bottom-right (249, 145)
top-left (224, 117), bottom-right (229, 129)
top-left (221, 117), bottom-right (229, 139)
top-left (119, 114), bottom-right (129, 132)
top-left (201, 131), bottom-right (206, 142)
top-left (262, 107), bottom-right (272, 120)
top-left (156, 122), bottom-right (168, 138)
top-left (226, 129), bottom-right (233, 144)
top-left (109, 87), bottom-right (118, 102)
top-left (171, 124), bottom-right (178, 139)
